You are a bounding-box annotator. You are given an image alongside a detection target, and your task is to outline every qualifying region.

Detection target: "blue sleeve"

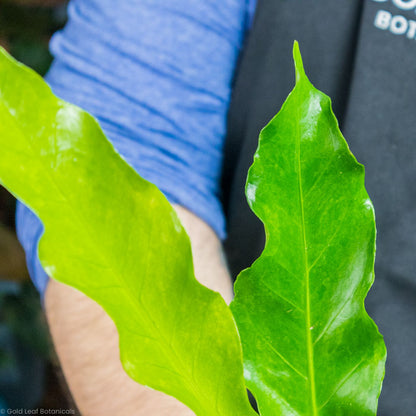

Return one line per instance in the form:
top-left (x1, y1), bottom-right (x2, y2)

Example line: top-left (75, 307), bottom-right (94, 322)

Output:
top-left (16, 0), bottom-right (257, 296)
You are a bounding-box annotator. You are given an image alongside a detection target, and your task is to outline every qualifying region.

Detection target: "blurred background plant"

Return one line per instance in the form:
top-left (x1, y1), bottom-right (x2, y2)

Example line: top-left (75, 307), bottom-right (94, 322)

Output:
top-left (0, 0), bottom-right (78, 412)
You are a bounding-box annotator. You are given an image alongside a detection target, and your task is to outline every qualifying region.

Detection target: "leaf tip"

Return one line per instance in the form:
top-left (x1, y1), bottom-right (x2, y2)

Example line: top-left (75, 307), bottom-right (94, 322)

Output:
top-left (293, 40), bottom-right (305, 84)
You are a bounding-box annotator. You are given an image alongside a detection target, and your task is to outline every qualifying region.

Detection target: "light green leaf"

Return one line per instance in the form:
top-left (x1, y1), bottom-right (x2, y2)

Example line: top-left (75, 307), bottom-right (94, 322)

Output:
top-left (231, 42), bottom-right (386, 416)
top-left (0, 47), bottom-right (256, 416)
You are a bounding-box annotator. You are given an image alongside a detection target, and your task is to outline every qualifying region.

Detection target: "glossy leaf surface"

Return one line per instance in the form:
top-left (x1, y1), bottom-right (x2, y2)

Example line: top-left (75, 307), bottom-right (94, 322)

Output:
top-left (231, 42), bottom-right (386, 416)
top-left (0, 48), bottom-right (257, 416)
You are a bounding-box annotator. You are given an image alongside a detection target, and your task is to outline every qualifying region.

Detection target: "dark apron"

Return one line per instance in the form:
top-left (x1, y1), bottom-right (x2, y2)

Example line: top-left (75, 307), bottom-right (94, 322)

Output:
top-left (222, 1), bottom-right (416, 414)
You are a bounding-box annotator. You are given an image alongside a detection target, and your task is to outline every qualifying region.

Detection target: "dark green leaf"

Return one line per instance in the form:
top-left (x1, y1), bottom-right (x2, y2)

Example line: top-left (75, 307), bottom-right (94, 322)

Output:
top-left (231, 42), bottom-right (386, 416)
top-left (0, 47), bottom-right (256, 416)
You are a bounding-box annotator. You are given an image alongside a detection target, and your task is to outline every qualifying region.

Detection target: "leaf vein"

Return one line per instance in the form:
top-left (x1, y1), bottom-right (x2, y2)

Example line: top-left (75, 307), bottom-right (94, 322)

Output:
top-left (262, 280), bottom-right (304, 313)
top-left (318, 358), bottom-right (365, 410)
top-left (296, 94), bottom-right (318, 415)
top-left (304, 158), bottom-right (336, 200)
top-left (307, 209), bottom-right (349, 273)
top-left (249, 320), bottom-right (307, 380)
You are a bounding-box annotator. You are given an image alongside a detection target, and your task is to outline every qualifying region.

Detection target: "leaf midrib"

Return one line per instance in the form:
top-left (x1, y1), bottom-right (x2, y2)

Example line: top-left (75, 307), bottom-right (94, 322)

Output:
top-left (295, 95), bottom-right (318, 416)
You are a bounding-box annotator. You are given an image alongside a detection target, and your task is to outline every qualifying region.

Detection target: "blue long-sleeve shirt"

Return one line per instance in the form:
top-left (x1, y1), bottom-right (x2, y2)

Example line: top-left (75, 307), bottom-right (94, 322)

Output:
top-left (16, 0), bottom-right (257, 295)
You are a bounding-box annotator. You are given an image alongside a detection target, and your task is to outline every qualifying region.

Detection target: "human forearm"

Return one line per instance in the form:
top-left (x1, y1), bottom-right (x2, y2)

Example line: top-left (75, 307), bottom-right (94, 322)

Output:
top-left (45, 205), bottom-right (232, 415)
top-left (45, 279), bottom-right (194, 416)
top-left (173, 205), bottom-right (233, 304)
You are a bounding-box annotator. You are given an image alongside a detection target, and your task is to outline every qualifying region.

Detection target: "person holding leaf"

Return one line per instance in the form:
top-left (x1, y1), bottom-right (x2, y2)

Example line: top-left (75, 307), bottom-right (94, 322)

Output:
top-left (15, 0), bottom-right (415, 415)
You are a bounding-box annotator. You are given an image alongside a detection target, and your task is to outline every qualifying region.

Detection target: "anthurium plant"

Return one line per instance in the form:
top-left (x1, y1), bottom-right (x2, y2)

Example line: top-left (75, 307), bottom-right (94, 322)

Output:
top-left (0, 42), bottom-right (386, 416)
